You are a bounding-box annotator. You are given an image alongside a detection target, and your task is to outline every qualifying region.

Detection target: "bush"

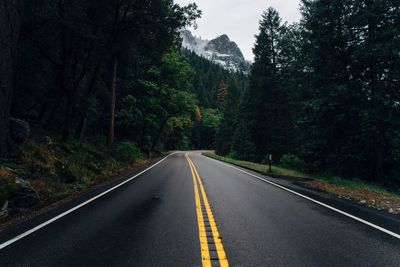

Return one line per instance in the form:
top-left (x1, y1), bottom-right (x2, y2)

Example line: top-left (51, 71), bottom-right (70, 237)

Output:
top-left (0, 169), bottom-right (21, 206)
top-left (114, 140), bottom-right (142, 163)
top-left (279, 154), bottom-right (305, 171)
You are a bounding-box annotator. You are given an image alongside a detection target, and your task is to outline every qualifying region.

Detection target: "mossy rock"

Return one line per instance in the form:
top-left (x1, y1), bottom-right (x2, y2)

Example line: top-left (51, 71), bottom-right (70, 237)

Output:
top-left (8, 178), bottom-right (40, 212)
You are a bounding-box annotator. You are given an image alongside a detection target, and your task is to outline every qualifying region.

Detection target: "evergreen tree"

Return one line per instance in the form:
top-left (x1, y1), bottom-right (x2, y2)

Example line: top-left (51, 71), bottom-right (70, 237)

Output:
top-left (217, 80), bottom-right (227, 105)
top-left (230, 88), bottom-right (256, 160)
top-left (216, 76), bottom-right (242, 155)
top-left (247, 7), bottom-right (293, 162)
top-left (300, 0), bottom-right (400, 181)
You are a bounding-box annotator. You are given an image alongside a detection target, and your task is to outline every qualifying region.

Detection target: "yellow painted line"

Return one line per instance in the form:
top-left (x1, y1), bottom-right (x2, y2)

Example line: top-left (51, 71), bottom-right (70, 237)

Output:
top-left (187, 154), bottom-right (229, 267)
top-left (186, 154), bottom-right (211, 267)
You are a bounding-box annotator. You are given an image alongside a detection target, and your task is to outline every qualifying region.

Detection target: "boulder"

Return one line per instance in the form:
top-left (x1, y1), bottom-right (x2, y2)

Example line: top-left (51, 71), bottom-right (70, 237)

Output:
top-left (8, 178), bottom-right (40, 212)
top-left (37, 135), bottom-right (53, 146)
top-left (0, 201), bottom-right (8, 218)
top-left (9, 118), bottom-right (30, 144)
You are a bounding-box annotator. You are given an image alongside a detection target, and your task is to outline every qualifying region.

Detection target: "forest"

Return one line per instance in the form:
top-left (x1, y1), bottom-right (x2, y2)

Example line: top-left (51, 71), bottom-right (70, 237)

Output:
top-left (1, 0), bottom-right (400, 208)
top-left (217, 1), bottom-right (400, 187)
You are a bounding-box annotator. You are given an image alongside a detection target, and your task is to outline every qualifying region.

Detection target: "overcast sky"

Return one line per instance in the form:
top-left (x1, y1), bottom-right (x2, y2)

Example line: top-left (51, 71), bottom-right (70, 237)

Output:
top-left (174, 0), bottom-right (302, 60)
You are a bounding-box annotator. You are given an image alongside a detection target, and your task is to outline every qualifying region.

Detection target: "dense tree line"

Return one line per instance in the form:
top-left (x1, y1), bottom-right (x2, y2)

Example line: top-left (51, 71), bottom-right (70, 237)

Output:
top-left (218, 1), bottom-right (400, 185)
top-left (181, 48), bottom-right (247, 149)
top-left (0, 0), bottom-right (211, 156)
top-left (0, 0), bottom-right (249, 158)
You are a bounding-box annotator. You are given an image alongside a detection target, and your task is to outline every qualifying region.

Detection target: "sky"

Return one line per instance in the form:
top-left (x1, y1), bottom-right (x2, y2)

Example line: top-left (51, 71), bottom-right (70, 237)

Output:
top-left (174, 0), bottom-right (302, 60)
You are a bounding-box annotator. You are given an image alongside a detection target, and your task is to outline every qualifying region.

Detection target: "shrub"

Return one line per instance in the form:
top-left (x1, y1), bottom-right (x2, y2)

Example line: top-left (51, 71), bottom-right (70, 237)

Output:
top-left (114, 140), bottom-right (142, 163)
top-left (0, 169), bottom-right (21, 206)
top-left (279, 154), bottom-right (305, 171)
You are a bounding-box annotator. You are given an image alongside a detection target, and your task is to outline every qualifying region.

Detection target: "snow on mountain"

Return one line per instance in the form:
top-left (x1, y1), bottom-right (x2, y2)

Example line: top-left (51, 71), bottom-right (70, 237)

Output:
top-left (180, 29), bottom-right (251, 73)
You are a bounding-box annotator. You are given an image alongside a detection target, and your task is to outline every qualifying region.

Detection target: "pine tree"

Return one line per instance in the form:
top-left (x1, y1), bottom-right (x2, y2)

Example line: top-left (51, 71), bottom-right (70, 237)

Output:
top-left (300, 0), bottom-right (400, 181)
top-left (216, 76), bottom-right (242, 155)
top-left (230, 87), bottom-right (256, 160)
top-left (217, 80), bottom-right (227, 104)
top-left (247, 7), bottom-right (293, 161)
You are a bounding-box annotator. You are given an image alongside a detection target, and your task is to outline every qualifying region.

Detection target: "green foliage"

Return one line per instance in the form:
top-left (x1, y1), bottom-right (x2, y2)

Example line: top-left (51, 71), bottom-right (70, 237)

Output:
top-left (181, 48), bottom-right (236, 108)
top-left (195, 108), bottom-right (221, 149)
top-left (217, 2), bottom-right (400, 187)
top-left (216, 76), bottom-right (244, 155)
top-left (115, 51), bottom-right (201, 153)
top-left (298, 0), bottom-right (400, 183)
top-left (279, 154), bottom-right (305, 171)
top-left (230, 117), bottom-right (256, 161)
top-left (114, 141), bottom-right (142, 163)
top-left (202, 152), bottom-right (400, 199)
top-left (11, 0), bottom-right (201, 152)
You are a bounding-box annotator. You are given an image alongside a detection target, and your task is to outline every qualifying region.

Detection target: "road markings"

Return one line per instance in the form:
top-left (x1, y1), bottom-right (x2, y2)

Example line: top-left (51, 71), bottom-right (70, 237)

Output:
top-left (186, 153), bottom-right (229, 267)
top-left (186, 154), bottom-right (211, 267)
top-left (0, 152), bottom-right (177, 251)
top-left (204, 155), bottom-right (400, 240)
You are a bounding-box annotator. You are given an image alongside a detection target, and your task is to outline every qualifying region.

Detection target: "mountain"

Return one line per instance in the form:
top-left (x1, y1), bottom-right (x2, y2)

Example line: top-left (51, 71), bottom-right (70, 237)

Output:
top-left (181, 30), bottom-right (251, 73)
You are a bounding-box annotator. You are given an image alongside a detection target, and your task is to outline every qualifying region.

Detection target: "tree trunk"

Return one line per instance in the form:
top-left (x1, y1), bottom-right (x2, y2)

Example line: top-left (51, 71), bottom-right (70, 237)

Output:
top-left (365, 0), bottom-right (383, 181)
top-left (74, 62), bottom-right (100, 141)
top-left (107, 58), bottom-right (118, 148)
top-left (0, 0), bottom-right (20, 156)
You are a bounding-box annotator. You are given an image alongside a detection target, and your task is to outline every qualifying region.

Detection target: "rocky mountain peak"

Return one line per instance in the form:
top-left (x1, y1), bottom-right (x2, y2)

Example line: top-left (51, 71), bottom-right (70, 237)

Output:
top-left (180, 29), bottom-right (251, 73)
top-left (206, 35), bottom-right (245, 61)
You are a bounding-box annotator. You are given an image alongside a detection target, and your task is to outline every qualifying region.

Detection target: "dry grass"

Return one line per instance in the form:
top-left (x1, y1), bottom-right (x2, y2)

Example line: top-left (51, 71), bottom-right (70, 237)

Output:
top-left (308, 180), bottom-right (400, 214)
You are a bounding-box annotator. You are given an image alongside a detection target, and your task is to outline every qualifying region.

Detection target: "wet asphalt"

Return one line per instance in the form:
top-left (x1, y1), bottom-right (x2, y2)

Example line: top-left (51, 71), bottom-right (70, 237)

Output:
top-left (0, 152), bottom-right (399, 266)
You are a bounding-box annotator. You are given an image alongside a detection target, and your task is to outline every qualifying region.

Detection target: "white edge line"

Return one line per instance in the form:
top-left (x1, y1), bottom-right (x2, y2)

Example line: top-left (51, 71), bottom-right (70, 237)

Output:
top-left (0, 152), bottom-right (176, 250)
top-left (203, 155), bottom-right (400, 240)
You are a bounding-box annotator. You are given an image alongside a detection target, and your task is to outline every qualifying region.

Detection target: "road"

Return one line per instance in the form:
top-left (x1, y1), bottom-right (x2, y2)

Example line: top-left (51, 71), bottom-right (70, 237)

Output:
top-left (0, 152), bottom-right (399, 266)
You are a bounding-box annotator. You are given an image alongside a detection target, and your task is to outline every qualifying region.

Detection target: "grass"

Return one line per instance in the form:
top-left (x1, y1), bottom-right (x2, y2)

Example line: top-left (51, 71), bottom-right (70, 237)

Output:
top-left (202, 151), bottom-right (308, 177)
top-left (202, 151), bottom-right (400, 213)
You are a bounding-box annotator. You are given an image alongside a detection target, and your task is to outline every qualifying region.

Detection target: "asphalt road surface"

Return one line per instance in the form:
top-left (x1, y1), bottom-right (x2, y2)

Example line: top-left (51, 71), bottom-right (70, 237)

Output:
top-left (0, 152), bottom-right (399, 266)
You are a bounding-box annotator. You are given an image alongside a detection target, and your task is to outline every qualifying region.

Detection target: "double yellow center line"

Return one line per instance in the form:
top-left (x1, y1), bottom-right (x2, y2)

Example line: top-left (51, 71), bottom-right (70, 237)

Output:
top-left (185, 153), bottom-right (229, 267)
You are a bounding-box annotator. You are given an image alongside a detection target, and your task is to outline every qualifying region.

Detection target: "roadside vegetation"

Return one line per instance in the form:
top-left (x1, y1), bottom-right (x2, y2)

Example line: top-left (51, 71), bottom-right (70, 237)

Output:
top-left (0, 136), bottom-right (151, 220)
top-left (0, 1), bottom-right (244, 220)
top-left (203, 152), bottom-right (400, 214)
top-left (215, 2), bottom-right (400, 194)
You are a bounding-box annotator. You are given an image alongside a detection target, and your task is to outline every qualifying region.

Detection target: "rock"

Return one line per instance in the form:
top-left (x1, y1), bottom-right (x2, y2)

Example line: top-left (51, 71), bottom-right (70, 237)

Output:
top-left (388, 208), bottom-right (394, 214)
top-left (360, 200), bottom-right (366, 204)
top-left (0, 201), bottom-right (9, 218)
top-left (180, 29), bottom-right (251, 73)
top-left (8, 178), bottom-right (40, 212)
top-left (37, 135), bottom-right (53, 146)
top-left (9, 118), bottom-right (30, 144)
top-left (206, 34), bottom-right (244, 59)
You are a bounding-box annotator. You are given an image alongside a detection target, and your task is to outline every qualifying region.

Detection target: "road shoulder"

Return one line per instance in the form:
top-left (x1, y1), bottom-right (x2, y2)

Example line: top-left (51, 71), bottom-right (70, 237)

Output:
top-left (202, 153), bottom-right (400, 237)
